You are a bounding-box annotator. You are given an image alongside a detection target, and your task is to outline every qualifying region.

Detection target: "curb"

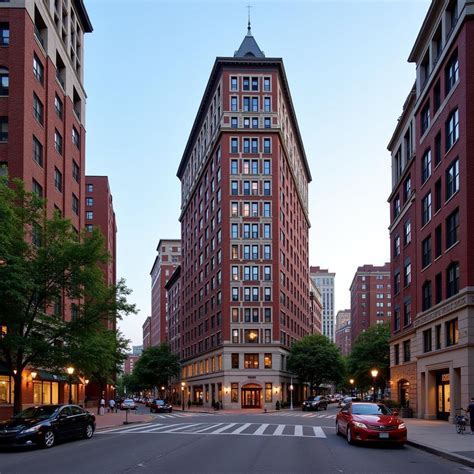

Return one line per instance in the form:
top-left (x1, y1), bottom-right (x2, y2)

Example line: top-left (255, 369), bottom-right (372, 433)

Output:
top-left (96, 418), bottom-right (154, 432)
top-left (407, 439), bottom-right (474, 468)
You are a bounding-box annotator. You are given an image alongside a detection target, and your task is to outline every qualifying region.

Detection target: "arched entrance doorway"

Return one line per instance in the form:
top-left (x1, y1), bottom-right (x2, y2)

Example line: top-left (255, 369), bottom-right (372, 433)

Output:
top-left (241, 383), bottom-right (262, 408)
top-left (398, 380), bottom-right (410, 407)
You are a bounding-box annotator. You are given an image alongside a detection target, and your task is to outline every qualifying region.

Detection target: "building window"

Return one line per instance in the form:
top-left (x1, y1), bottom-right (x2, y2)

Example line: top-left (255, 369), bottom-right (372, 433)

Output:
top-left (33, 54), bottom-right (44, 84)
top-left (446, 262), bottom-right (459, 298)
top-left (421, 102), bottom-right (430, 135)
top-left (244, 353), bottom-right (259, 368)
top-left (231, 96), bottom-right (238, 111)
top-left (230, 76), bottom-right (238, 91)
top-left (32, 179), bottom-right (43, 197)
top-left (86, 197), bottom-right (93, 207)
top-left (54, 94), bottom-right (63, 119)
top-left (435, 224), bottom-right (442, 258)
top-left (434, 132), bottom-right (441, 166)
top-left (0, 375), bottom-right (13, 405)
top-left (446, 158), bottom-right (459, 200)
top-left (445, 108), bottom-right (459, 151)
top-left (54, 168), bottom-right (62, 192)
top-left (251, 97), bottom-right (258, 112)
top-left (32, 136), bottom-right (43, 167)
top-left (231, 159), bottom-right (238, 174)
top-left (264, 97), bottom-right (271, 112)
top-left (446, 208), bottom-right (459, 248)
top-left (0, 116), bottom-right (7, 141)
top-left (445, 50), bottom-right (459, 95)
top-left (403, 340), bottom-right (411, 362)
top-left (0, 67), bottom-right (8, 97)
top-left (422, 235), bottom-right (431, 268)
top-left (33, 93), bottom-right (44, 125)
top-left (446, 318), bottom-right (458, 346)
top-left (243, 77), bottom-right (250, 91)
top-left (232, 329), bottom-right (239, 343)
top-left (243, 97), bottom-right (250, 112)
top-left (231, 383), bottom-right (239, 403)
top-left (404, 176), bottom-right (411, 202)
top-left (54, 130), bottom-right (63, 155)
top-left (403, 300), bottom-right (411, 326)
top-left (423, 329), bottom-right (432, 353)
top-left (421, 192), bottom-right (432, 226)
top-left (72, 161), bottom-right (79, 182)
top-left (434, 178), bottom-right (442, 212)
top-left (422, 280), bottom-right (432, 311)
top-left (263, 77), bottom-right (271, 91)
top-left (264, 117), bottom-right (271, 128)
top-left (0, 22), bottom-right (9, 46)
top-left (231, 353), bottom-right (239, 369)
top-left (264, 245), bottom-right (271, 260)
top-left (394, 271), bottom-right (400, 295)
top-left (72, 194), bottom-right (79, 215)
top-left (263, 138), bottom-right (271, 154)
top-left (394, 308), bottom-right (400, 331)
top-left (404, 260), bottom-right (411, 286)
top-left (243, 138), bottom-right (250, 154)
top-left (251, 77), bottom-right (258, 91)
top-left (86, 211), bottom-right (93, 220)
top-left (404, 220), bottom-right (411, 245)
top-left (393, 195), bottom-right (400, 218)
top-left (86, 224), bottom-right (93, 232)
top-left (244, 330), bottom-right (259, 344)
top-left (435, 325), bottom-right (441, 350)
top-left (86, 184), bottom-right (93, 193)
top-left (421, 149), bottom-right (431, 183)
top-left (263, 181), bottom-right (271, 196)
top-left (72, 127), bottom-right (80, 149)
top-left (251, 138), bottom-right (258, 153)
top-left (231, 138), bottom-right (238, 154)
top-left (435, 272), bottom-right (442, 304)
top-left (394, 344), bottom-right (399, 365)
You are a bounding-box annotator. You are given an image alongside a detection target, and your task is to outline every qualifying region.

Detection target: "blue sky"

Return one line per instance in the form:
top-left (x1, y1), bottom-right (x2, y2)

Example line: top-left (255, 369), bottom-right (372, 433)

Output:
top-left (83, 0), bottom-right (430, 346)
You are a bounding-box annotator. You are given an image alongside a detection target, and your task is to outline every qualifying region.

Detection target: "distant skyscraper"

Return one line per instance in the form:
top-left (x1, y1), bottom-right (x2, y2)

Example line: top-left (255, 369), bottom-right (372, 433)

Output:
top-left (142, 316), bottom-right (152, 349)
top-left (310, 267), bottom-right (335, 341)
top-left (309, 277), bottom-right (322, 335)
top-left (335, 309), bottom-right (351, 356)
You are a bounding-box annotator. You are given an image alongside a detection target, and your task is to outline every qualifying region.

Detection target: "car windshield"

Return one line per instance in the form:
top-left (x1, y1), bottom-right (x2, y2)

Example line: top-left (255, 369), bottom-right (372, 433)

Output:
top-left (352, 404), bottom-right (392, 416)
top-left (14, 406), bottom-right (59, 420)
top-left (155, 400), bottom-right (165, 405)
top-left (124, 399), bottom-right (133, 404)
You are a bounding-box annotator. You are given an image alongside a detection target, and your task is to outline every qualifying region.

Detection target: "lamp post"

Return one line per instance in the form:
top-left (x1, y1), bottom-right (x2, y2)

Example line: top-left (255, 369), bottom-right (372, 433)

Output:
top-left (349, 378), bottom-right (355, 397)
top-left (309, 291), bottom-right (315, 335)
top-left (67, 366), bottom-right (74, 404)
top-left (161, 386), bottom-right (165, 399)
top-left (181, 382), bottom-right (185, 411)
top-left (290, 377), bottom-right (294, 411)
top-left (370, 369), bottom-right (378, 402)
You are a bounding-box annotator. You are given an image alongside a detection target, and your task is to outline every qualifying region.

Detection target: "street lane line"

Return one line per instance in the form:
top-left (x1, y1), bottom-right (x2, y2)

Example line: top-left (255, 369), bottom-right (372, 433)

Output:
top-left (194, 423), bottom-right (223, 433)
top-left (312, 427), bottom-right (326, 438)
top-left (230, 423), bottom-right (252, 434)
top-left (273, 424), bottom-right (285, 436)
top-left (208, 423), bottom-right (237, 434)
top-left (253, 423), bottom-right (269, 435)
top-left (98, 422), bottom-right (157, 433)
top-left (294, 425), bottom-right (303, 436)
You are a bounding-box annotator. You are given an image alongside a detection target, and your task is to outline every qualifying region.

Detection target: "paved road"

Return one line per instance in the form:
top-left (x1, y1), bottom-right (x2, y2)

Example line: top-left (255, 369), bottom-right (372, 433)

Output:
top-left (0, 405), bottom-right (470, 474)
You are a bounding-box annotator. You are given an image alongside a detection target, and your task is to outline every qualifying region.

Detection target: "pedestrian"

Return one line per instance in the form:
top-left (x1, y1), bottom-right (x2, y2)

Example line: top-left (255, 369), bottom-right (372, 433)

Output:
top-left (466, 397), bottom-right (474, 434)
top-left (187, 399), bottom-right (191, 410)
top-left (109, 398), bottom-right (116, 413)
top-left (99, 397), bottom-right (106, 416)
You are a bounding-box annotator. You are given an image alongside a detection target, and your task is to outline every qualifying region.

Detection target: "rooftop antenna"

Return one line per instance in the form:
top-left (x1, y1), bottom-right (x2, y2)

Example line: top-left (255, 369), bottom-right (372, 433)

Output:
top-left (247, 4), bottom-right (252, 34)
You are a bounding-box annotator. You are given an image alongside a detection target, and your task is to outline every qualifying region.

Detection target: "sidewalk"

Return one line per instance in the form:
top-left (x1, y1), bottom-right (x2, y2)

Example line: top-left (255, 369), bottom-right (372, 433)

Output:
top-left (405, 417), bottom-right (474, 467)
top-left (91, 410), bottom-right (154, 430)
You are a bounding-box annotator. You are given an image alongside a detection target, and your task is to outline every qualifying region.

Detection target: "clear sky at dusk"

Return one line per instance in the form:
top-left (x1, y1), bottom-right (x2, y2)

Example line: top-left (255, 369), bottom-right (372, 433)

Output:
top-left (83, 0), bottom-right (430, 346)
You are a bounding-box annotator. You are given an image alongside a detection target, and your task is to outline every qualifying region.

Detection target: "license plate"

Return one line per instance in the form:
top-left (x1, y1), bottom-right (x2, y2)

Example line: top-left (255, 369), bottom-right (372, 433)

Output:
top-left (379, 432), bottom-right (389, 439)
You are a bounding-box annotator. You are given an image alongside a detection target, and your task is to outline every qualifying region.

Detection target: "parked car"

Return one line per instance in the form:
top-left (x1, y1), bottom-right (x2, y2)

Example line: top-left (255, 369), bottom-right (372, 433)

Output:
top-left (338, 396), bottom-right (361, 408)
top-left (302, 396), bottom-right (328, 411)
top-left (150, 399), bottom-right (173, 413)
top-left (120, 399), bottom-right (137, 410)
top-left (336, 402), bottom-right (406, 446)
top-left (0, 404), bottom-right (95, 449)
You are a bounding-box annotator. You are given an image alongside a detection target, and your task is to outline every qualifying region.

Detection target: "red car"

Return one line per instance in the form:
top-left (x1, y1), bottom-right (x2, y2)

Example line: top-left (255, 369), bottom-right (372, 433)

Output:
top-left (336, 402), bottom-right (407, 446)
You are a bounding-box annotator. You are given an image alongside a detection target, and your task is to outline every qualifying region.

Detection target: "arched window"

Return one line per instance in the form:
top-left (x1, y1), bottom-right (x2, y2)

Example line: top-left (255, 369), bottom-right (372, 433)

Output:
top-left (0, 67), bottom-right (8, 96)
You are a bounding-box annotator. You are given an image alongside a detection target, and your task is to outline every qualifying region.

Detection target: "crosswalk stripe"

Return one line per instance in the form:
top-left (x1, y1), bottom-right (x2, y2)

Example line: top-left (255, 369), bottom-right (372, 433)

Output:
top-left (208, 423), bottom-right (237, 434)
top-left (99, 422), bottom-right (157, 434)
top-left (230, 423), bottom-right (252, 434)
top-left (313, 427), bottom-right (325, 438)
top-left (159, 423), bottom-right (203, 433)
top-left (254, 423), bottom-right (269, 435)
top-left (294, 425), bottom-right (303, 436)
top-left (273, 424), bottom-right (285, 436)
top-left (145, 423), bottom-right (192, 432)
top-left (194, 423), bottom-right (223, 433)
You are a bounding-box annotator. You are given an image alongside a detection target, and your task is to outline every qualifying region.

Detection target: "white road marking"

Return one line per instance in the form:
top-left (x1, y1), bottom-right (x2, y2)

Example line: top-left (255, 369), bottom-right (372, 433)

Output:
top-left (294, 425), bottom-right (303, 436)
top-left (230, 423), bottom-right (252, 434)
top-left (313, 426), bottom-right (326, 438)
top-left (273, 424), bottom-right (286, 436)
top-left (208, 423), bottom-right (237, 434)
top-left (254, 423), bottom-right (269, 435)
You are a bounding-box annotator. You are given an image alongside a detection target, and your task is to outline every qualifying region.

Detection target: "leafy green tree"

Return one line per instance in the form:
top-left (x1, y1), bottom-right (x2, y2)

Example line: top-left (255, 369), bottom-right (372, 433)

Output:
top-left (347, 323), bottom-right (390, 391)
top-left (0, 177), bottom-right (136, 413)
top-left (117, 373), bottom-right (142, 397)
top-left (287, 334), bottom-right (345, 393)
top-left (133, 344), bottom-right (180, 390)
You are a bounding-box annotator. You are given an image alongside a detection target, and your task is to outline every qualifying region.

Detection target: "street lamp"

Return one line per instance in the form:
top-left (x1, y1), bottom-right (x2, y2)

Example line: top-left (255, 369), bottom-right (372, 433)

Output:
top-left (349, 378), bottom-right (355, 397)
top-left (309, 291), bottom-right (315, 335)
top-left (181, 382), bottom-right (185, 411)
top-left (290, 378), bottom-right (294, 411)
top-left (370, 369), bottom-right (378, 402)
top-left (67, 366), bottom-right (75, 404)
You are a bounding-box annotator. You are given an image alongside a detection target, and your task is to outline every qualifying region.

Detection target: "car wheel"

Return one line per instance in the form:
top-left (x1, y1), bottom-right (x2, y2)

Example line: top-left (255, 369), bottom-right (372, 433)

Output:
top-left (346, 426), bottom-right (353, 445)
top-left (336, 421), bottom-right (342, 436)
top-left (84, 423), bottom-right (94, 439)
top-left (169, 408), bottom-right (172, 413)
top-left (324, 405), bottom-right (328, 410)
top-left (42, 430), bottom-right (55, 449)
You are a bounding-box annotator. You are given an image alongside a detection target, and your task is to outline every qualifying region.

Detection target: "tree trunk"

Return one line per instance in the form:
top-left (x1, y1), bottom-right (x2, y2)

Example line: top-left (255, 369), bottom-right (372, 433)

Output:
top-left (13, 372), bottom-right (23, 415)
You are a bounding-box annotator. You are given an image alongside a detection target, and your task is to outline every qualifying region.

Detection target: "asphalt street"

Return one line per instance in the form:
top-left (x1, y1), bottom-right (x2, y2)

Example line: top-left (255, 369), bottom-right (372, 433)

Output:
top-left (0, 405), bottom-right (471, 474)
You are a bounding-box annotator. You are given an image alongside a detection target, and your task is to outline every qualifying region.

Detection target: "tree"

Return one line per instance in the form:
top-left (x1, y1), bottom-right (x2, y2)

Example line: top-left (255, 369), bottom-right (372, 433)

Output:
top-left (347, 323), bottom-right (390, 391)
top-left (0, 177), bottom-right (136, 413)
top-left (133, 344), bottom-right (180, 390)
top-left (287, 334), bottom-right (345, 393)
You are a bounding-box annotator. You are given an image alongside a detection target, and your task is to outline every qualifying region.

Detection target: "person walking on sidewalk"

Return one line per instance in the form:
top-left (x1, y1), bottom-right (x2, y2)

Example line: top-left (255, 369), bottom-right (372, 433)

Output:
top-left (466, 397), bottom-right (474, 434)
top-left (108, 398), bottom-right (116, 413)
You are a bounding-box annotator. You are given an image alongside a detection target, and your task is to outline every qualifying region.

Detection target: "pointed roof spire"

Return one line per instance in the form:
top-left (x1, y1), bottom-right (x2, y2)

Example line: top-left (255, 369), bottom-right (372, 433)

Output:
top-left (234, 6), bottom-right (265, 58)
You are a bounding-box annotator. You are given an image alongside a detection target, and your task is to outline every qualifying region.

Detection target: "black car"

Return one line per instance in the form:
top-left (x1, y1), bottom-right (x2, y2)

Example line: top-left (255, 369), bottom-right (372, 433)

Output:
top-left (302, 396), bottom-right (328, 411)
top-left (150, 399), bottom-right (172, 413)
top-left (0, 404), bottom-right (95, 449)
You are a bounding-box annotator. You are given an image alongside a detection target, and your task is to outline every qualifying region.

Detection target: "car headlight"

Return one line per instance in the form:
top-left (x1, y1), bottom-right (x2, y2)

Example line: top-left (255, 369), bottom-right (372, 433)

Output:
top-left (22, 425), bottom-right (42, 434)
top-left (398, 423), bottom-right (406, 429)
top-left (353, 422), bottom-right (367, 429)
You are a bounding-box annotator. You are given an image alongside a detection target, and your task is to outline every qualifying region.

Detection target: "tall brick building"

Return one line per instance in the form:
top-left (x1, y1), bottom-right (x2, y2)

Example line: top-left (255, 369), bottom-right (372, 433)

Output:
top-left (335, 309), bottom-right (351, 356)
top-left (149, 239), bottom-right (181, 346)
top-left (0, 0), bottom-right (92, 418)
top-left (177, 25), bottom-right (312, 409)
top-left (388, 0), bottom-right (474, 421)
top-left (349, 263), bottom-right (391, 345)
